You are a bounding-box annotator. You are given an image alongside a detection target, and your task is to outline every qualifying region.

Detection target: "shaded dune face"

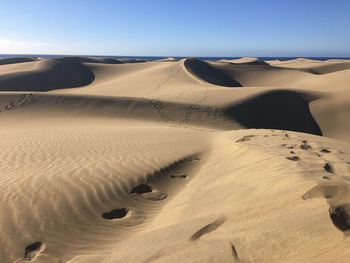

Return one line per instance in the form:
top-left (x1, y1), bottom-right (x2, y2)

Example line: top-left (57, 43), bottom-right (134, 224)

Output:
top-left (0, 57), bottom-right (38, 65)
top-left (0, 59), bottom-right (95, 91)
top-left (0, 90), bottom-right (322, 136)
top-left (224, 90), bottom-right (322, 135)
top-left (0, 93), bottom-right (235, 129)
top-left (184, 58), bottom-right (242, 87)
top-left (293, 62), bottom-right (350, 75)
top-left (56, 56), bottom-right (124, 64)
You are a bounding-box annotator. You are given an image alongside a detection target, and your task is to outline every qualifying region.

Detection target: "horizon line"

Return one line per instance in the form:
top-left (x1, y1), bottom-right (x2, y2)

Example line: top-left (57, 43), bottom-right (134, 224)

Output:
top-left (1, 53), bottom-right (350, 59)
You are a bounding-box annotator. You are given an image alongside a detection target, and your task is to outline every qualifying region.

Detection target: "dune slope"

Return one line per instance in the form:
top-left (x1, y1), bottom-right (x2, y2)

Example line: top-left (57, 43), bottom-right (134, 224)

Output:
top-left (0, 56), bottom-right (350, 263)
top-left (0, 59), bottom-right (94, 91)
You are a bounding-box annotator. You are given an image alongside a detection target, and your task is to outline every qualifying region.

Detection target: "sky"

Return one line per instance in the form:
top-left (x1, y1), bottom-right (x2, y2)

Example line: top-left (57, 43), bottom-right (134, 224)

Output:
top-left (0, 0), bottom-right (349, 57)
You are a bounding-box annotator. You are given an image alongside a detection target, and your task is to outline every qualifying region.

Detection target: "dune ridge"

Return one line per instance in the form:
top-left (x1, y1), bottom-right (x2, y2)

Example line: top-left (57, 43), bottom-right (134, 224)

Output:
top-left (183, 58), bottom-right (242, 87)
top-left (0, 59), bottom-right (94, 91)
top-left (0, 57), bottom-right (39, 65)
top-left (1, 56), bottom-right (350, 262)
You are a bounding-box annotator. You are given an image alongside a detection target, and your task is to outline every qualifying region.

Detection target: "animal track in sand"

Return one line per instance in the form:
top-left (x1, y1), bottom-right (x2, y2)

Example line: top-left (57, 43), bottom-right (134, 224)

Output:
top-left (24, 242), bottom-right (45, 260)
top-left (183, 105), bottom-right (195, 124)
top-left (0, 94), bottom-right (34, 113)
top-left (102, 208), bottom-right (129, 220)
top-left (150, 99), bottom-right (171, 123)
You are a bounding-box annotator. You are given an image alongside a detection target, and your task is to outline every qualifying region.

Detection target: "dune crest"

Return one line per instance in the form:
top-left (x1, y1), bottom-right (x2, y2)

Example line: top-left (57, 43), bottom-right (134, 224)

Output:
top-left (183, 58), bottom-right (242, 87)
top-left (0, 59), bottom-right (94, 91)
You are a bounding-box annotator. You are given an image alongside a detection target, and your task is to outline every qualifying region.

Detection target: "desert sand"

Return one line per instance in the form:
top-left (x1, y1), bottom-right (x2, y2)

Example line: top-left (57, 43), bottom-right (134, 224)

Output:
top-left (0, 56), bottom-right (350, 262)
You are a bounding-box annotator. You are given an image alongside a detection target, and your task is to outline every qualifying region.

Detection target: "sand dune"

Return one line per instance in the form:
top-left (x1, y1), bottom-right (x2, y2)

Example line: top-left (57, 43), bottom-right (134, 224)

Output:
top-left (0, 59), bottom-right (94, 91)
top-left (304, 62), bottom-right (350, 74)
top-left (155, 57), bottom-right (178, 62)
top-left (1, 56), bottom-right (350, 262)
top-left (219, 56), bottom-right (268, 65)
top-left (0, 57), bottom-right (38, 65)
top-left (119, 58), bottom-right (147, 63)
top-left (184, 58), bottom-right (242, 87)
top-left (57, 56), bottom-right (124, 64)
top-left (224, 89), bottom-right (322, 135)
top-left (267, 58), bottom-right (350, 75)
top-left (267, 57), bottom-right (324, 68)
top-left (210, 60), bottom-right (350, 91)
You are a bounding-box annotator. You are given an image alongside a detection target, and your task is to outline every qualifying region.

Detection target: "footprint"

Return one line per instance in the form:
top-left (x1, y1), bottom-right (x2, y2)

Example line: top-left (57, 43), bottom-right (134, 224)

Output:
top-left (102, 208), bottom-right (129, 220)
top-left (236, 135), bottom-right (254, 143)
top-left (281, 143), bottom-right (295, 149)
top-left (300, 140), bottom-right (311, 150)
top-left (303, 184), bottom-right (350, 233)
top-left (144, 192), bottom-right (168, 201)
top-left (189, 156), bottom-right (200, 162)
top-left (329, 204), bottom-right (350, 232)
top-left (286, 156), bottom-right (300, 161)
top-left (230, 241), bottom-right (240, 262)
top-left (302, 184), bottom-right (342, 200)
top-left (324, 163), bottom-right (334, 173)
top-left (170, 174), bottom-right (187, 179)
top-left (129, 184), bottom-right (152, 194)
top-left (24, 242), bottom-right (45, 260)
top-left (302, 180), bottom-right (350, 201)
top-left (189, 216), bottom-right (226, 241)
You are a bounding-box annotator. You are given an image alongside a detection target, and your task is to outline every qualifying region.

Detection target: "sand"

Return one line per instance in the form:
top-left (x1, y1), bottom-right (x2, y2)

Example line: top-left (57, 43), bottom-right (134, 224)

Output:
top-left (0, 56), bottom-right (350, 262)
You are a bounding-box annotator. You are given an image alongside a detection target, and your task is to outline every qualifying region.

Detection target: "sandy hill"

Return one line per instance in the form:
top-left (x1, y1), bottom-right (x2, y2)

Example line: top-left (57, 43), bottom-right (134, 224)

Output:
top-left (0, 56), bottom-right (350, 262)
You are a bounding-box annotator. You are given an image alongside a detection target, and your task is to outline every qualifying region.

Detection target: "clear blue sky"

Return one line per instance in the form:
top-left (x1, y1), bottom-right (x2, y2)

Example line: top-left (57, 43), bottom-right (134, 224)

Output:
top-left (0, 0), bottom-right (349, 57)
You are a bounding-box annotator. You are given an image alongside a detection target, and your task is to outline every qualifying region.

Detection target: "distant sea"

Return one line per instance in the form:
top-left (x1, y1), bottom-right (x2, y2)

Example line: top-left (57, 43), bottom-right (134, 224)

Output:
top-left (1, 54), bottom-right (350, 61)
